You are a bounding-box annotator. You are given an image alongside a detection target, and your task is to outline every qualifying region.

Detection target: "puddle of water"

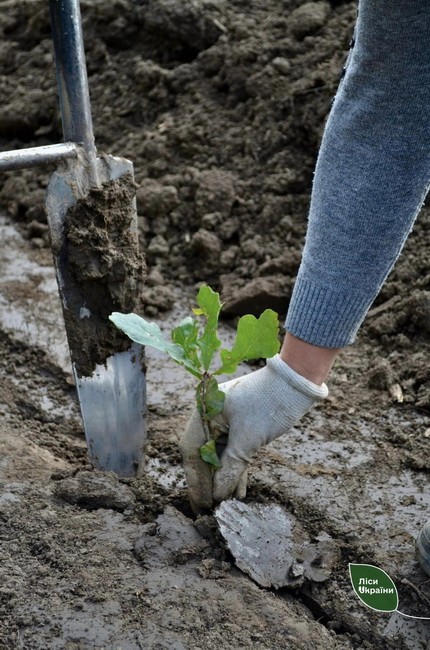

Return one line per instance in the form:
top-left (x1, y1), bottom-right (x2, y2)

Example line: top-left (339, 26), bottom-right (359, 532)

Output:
top-left (0, 492), bottom-right (21, 505)
top-left (256, 412), bottom-right (430, 554)
top-left (1, 220), bottom-right (52, 282)
top-left (0, 219), bottom-right (71, 373)
top-left (0, 295), bottom-right (72, 374)
top-left (383, 614), bottom-right (430, 649)
top-left (7, 372), bottom-right (80, 422)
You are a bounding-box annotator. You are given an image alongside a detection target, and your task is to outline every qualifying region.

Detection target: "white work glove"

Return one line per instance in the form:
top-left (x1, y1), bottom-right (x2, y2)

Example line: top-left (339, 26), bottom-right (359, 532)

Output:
top-left (179, 354), bottom-right (328, 513)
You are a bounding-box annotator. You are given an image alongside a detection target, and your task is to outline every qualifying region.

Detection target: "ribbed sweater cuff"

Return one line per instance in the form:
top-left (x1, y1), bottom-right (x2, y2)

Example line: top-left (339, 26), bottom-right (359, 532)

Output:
top-left (285, 278), bottom-right (373, 348)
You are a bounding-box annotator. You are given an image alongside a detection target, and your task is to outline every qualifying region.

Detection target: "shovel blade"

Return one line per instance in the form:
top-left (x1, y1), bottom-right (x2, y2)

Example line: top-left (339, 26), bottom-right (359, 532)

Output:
top-left (76, 343), bottom-right (146, 476)
top-left (45, 154), bottom-right (147, 477)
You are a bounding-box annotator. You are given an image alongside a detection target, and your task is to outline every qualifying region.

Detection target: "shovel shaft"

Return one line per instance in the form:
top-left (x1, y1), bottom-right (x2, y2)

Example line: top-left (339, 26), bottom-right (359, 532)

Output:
top-left (49, 0), bottom-right (97, 179)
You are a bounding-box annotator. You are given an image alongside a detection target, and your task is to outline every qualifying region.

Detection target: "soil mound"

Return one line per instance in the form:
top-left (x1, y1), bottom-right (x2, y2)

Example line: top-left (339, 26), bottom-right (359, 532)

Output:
top-left (2, 0), bottom-right (430, 410)
top-left (0, 0), bottom-right (357, 316)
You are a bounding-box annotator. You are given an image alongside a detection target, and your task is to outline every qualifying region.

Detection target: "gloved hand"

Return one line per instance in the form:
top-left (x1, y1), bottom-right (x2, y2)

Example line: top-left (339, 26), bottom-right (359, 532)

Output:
top-left (179, 354), bottom-right (328, 513)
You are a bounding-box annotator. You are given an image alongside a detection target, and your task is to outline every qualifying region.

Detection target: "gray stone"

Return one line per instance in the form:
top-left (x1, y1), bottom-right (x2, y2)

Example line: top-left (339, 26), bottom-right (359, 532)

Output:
top-left (215, 500), bottom-right (339, 589)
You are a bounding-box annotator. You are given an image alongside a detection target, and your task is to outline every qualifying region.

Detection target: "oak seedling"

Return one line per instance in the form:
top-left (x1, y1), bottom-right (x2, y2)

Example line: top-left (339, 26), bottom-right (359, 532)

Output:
top-left (109, 284), bottom-right (280, 468)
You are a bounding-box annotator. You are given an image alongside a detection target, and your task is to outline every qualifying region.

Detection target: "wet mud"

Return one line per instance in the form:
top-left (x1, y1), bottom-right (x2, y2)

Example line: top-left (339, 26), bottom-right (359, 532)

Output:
top-left (62, 174), bottom-right (146, 377)
top-left (1, 216), bottom-right (429, 648)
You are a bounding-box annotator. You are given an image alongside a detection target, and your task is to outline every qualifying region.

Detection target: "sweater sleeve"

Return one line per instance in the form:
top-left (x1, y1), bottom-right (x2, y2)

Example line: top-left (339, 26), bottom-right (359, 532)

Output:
top-left (285, 0), bottom-right (430, 348)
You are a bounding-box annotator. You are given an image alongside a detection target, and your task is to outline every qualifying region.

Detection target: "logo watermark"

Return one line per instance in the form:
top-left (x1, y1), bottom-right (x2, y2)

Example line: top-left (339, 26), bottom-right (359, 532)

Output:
top-left (349, 563), bottom-right (430, 620)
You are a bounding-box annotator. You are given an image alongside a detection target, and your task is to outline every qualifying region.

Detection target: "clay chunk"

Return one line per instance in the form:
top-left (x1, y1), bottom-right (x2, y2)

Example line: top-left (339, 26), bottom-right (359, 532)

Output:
top-left (215, 500), bottom-right (339, 589)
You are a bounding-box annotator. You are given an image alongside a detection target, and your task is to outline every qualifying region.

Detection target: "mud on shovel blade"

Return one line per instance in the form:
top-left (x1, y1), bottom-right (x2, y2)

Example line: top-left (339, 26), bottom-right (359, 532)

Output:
top-left (46, 156), bottom-right (147, 477)
top-left (46, 0), bottom-right (147, 476)
top-left (46, 157), bottom-right (146, 476)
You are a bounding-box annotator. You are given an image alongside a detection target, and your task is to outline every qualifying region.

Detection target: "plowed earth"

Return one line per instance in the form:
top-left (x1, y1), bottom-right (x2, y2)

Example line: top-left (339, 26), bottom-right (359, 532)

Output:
top-left (0, 1), bottom-right (429, 648)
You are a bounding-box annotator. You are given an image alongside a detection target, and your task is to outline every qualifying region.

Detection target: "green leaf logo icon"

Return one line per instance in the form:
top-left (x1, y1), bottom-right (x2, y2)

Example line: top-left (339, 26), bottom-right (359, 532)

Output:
top-left (349, 564), bottom-right (398, 612)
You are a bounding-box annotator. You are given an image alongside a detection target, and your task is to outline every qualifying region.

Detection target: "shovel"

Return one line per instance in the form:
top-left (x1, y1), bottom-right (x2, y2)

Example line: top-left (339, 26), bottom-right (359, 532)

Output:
top-left (0, 0), bottom-right (147, 477)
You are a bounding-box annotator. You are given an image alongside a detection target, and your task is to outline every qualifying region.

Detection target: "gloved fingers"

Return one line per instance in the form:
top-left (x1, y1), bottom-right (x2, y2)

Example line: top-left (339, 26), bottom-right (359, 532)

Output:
top-left (212, 453), bottom-right (248, 502)
top-left (178, 409), bottom-right (213, 514)
top-left (215, 432), bottom-right (228, 460)
top-left (233, 467), bottom-right (247, 500)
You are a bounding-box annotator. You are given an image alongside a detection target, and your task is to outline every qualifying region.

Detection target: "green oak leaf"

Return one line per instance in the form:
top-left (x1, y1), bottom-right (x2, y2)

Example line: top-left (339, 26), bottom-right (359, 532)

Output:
top-left (195, 284), bottom-right (222, 371)
top-left (109, 312), bottom-right (202, 378)
top-left (349, 564), bottom-right (399, 612)
top-left (199, 439), bottom-right (221, 469)
top-left (111, 290), bottom-right (279, 472)
top-left (215, 309), bottom-right (280, 375)
top-left (172, 317), bottom-right (201, 370)
top-left (196, 377), bottom-right (225, 421)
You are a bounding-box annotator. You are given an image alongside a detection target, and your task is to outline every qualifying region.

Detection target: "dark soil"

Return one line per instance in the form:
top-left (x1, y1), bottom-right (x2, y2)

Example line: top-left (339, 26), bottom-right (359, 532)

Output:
top-left (2, 0), bottom-right (430, 407)
top-left (1, 0), bottom-right (430, 648)
top-left (0, 0), bottom-right (356, 313)
top-left (61, 173), bottom-right (145, 377)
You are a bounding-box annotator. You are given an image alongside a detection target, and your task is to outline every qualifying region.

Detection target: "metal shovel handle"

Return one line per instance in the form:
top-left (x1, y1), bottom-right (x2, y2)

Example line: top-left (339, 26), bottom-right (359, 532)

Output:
top-left (49, 0), bottom-right (98, 181)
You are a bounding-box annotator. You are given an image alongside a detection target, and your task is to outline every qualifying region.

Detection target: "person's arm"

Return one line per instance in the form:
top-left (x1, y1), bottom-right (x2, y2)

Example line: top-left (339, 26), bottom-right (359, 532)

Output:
top-left (286, 0), bottom-right (430, 348)
top-left (280, 333), bottom-right (339, 384)
top-left (181, 0), bottom-right (430, 511)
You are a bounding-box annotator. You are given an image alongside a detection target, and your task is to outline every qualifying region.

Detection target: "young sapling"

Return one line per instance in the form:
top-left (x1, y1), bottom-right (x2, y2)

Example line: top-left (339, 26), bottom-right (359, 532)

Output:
top-left (109, 285), bottom-right (280, 468)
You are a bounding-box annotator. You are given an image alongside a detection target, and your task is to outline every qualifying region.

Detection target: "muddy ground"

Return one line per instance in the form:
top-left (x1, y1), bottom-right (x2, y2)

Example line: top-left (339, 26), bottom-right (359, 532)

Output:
top-left (1, 0), bottom-right (430, 648)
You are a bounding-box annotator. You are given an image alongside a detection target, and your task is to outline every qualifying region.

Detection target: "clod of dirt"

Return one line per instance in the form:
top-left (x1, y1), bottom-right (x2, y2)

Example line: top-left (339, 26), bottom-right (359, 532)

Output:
top-left (288, 1), bottom-right (331, 39)
top-left (0, 87), bottom-right (55, 137)
top-left (367, 358), bottom-right (395, 390)
top-left (134, 505), bottom-right (209, 566)
top-left (368, 289), bottom-right (430, 341)
top-left (405, 290), bottom-right (430, 334)
top-left (26, 219), bottom-right (49, 240)
top-left (215, 500), bottom-right (340, 589)
top-left (190, 228), bottom-right (222, 265)
top-left (257, 252), bottom-right (301, 277)
top-left (141, 284), bottom-right (176, 315)
top-left (137, 180), bottom-right (179, 218)
top-left (134, 59), bottom-right (173, 91)
top-left (195, 170), bottom-right (236, 219)
top-left (142, 0), bottom-right (225, 52)
top-left (222, 275), bottom-right (291, 316)
top-left (147, 234), bottom-right (170, 257)
top-left (61, 174), bottom-right (146, 377)
top-left (404, 451), bottom-right (430, 471)
top-left (198, 557), bottom-right (231, 579)
top-left (53, 470), bottom-right (136, 512)
top-left (0, 0), bottom-right (360, 317)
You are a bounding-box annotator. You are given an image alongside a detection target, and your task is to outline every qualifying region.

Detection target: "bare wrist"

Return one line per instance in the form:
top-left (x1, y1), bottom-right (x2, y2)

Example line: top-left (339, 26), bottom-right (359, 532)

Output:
top-left (280, 332), bottom-right (340, 385)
